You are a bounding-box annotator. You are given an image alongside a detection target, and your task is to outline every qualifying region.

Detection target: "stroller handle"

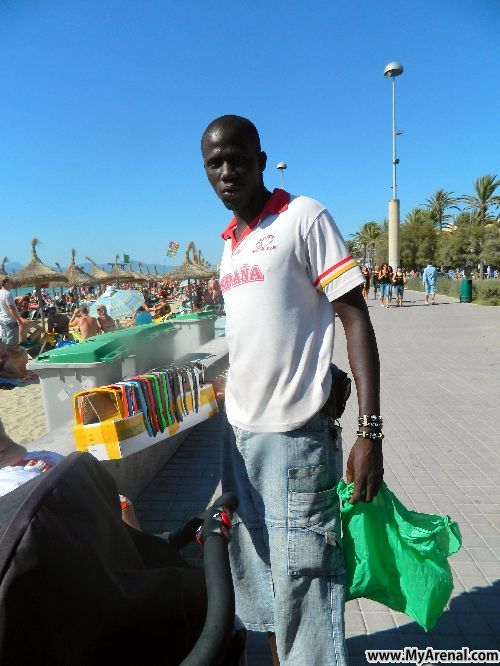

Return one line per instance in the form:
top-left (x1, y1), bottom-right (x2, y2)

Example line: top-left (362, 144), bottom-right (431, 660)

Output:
top-left (168, 492), bottom-right (239, 550)
top-left (180, 493), bottom-right (238, 666)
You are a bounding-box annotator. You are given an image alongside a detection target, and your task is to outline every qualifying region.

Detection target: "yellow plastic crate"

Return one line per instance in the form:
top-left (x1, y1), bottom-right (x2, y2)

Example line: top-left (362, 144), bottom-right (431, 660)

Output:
top-left (73, 384), bottom-right (218, 460)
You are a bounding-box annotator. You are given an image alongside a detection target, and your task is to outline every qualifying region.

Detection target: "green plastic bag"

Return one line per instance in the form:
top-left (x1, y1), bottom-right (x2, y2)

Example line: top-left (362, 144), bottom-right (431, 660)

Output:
top-left (337, 480), bottom-right (462, 631)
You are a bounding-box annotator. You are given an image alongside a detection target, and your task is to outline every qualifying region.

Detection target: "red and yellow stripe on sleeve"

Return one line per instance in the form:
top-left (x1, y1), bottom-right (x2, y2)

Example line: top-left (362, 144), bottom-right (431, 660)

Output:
top-left (313, 256), bottom-right (358, 291)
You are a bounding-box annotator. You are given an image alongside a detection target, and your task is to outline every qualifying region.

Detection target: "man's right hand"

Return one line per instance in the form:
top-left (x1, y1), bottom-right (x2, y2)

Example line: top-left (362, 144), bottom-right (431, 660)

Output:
top-left (346, 437), bottom-right (384, 503)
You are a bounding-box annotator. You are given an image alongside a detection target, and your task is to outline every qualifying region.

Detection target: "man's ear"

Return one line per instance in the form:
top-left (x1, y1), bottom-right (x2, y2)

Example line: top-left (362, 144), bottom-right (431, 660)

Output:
top-left (259, 151), bottom-right (267, 173)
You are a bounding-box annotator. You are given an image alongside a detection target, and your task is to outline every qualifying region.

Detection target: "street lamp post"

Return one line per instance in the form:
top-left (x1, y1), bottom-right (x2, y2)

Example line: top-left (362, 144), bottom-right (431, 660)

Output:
top-left (277, 162), bottom-right (287, 189)
top-left (384, 61), bottom-right (404, 270)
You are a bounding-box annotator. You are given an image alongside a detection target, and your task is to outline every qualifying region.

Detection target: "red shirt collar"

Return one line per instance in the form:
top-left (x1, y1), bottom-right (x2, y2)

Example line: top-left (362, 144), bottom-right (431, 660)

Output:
top-left (221, 188), bottom-right (290, 250)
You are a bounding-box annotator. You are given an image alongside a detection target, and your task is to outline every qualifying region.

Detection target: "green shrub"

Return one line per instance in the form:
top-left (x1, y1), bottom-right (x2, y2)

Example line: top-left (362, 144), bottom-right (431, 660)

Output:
top-left (473, 281), bottom-right (500, 306)
top-left (405, 276), bottom-right (461, 298)
top-left (405, 276), bottom-right (500, 305)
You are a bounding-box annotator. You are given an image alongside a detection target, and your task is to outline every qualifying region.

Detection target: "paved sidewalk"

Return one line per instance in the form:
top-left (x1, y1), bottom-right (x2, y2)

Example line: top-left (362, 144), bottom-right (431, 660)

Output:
top-left (135, 289), bottom-right (500, 664)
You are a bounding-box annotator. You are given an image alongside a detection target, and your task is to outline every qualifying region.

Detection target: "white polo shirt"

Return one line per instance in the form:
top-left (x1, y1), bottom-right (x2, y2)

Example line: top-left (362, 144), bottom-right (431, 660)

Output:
top-left (0, 288), bottom-right (17, 323)
top-left (220, 189), bottom-right (363, 433)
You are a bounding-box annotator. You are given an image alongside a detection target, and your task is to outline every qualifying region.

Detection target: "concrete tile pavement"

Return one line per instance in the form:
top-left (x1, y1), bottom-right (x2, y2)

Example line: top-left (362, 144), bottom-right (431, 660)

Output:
top-left (135, 288), bottom-right (500, 664)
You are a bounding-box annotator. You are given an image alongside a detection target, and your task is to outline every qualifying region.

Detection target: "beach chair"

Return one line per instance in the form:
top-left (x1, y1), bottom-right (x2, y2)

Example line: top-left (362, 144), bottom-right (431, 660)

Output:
top-left (0, 452), bottom-right (245, 665)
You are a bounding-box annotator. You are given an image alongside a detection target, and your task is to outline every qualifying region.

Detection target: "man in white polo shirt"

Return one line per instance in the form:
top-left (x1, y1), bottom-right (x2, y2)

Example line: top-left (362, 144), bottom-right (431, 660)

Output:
top-left (0, 278), bottom-right (28, 348)
top-left (202, 115), bottom-right (383, 665)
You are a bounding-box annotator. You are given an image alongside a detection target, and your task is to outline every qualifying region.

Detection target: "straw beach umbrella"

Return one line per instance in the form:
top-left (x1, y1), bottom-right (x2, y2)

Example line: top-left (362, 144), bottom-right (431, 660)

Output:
top-left (127, 261), bottom-right (147, 284)
top-left (0, 257), bottom-right (9, 278)
top-left (164, 242), bottom-right (212, 309)
top-left (85, 256), bottom-right (111, 285)
top-left (61, 249), bottom-right (96, 304)
top-left (0, 257), bottom-right (16, 296)
top-left (65, 249), bottom-right (95, 287)
top-left (165, 242), bottom-right (213, 281)
top-left (194, 249), bottom-right (216, 277)
top-left (13, 238), bottom-right (68, 330)
top-left (107, 255), bottom-right (131, 283)
top-left (145, 266), bottom-right (154, 288)
top-left (154, 265), bottom-right (162, 287)
top-left (53, 262), bottom-right (68, 297)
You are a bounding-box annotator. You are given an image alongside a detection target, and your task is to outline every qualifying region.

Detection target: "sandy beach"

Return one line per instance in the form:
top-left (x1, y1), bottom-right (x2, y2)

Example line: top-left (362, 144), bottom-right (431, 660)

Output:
top-left (0, 383), bottom-right (47, 446)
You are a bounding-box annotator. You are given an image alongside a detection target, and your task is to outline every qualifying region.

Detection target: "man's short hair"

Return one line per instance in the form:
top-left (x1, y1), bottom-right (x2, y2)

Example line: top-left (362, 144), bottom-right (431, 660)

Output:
top-left (2, 277), bottom-right (12, 287)
top-left (201, 115), bottom-right (261, 152)
top-left (80, 306), bottom-right (89, 315)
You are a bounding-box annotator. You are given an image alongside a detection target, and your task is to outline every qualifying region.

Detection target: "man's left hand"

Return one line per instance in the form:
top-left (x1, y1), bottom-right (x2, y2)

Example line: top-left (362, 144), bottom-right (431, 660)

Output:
top-left (346, 437), bottom-right (383, 503)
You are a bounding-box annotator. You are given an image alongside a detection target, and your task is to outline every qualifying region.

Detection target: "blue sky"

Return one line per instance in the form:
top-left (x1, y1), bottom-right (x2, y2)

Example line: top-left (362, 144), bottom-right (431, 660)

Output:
top-left (1, 0), bottom-right (498, 269)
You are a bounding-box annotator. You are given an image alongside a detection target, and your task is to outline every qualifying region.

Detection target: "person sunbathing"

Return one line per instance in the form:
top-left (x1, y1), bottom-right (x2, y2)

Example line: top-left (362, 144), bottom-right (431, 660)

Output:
top-left (69, 306), bottom-right (99, 339)
top-left (154, 297), bottom-right (171, 319)
top-left (96, 305), bottom-right (117, 333)
top-left (0, 346), bottom-right (31, 380)
top-left (47, 306), bottom-right (70, 335)
top-left (134, 306), bottom-right (153, 325)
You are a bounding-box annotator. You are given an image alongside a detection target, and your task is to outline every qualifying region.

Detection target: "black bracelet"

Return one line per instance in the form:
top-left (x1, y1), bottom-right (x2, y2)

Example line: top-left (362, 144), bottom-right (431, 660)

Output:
top-left (356, 430), bottom-right (384, 440)
top-left (358, 415), bottom-right (383, 428)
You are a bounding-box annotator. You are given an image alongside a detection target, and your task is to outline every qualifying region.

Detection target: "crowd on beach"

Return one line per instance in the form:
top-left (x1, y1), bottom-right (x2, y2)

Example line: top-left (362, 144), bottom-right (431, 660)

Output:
top-left (0, 275), bottom-right (222, 381)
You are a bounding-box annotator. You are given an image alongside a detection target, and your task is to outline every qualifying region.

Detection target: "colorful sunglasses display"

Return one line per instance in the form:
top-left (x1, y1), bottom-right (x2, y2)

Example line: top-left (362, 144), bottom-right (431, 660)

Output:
top-left (75, 362), bottom-right (206, 438)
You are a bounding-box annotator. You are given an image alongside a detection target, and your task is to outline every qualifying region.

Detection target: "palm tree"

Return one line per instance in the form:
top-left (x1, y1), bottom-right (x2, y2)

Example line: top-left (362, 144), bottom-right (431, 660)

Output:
top-left (346, 238), bottom-right (361, 260)
top-left (404, 208), bottom-right (427, 226)
top-left (461, 174), bottom-right (500, 225)
top-left (424, 190), bottom-right (458, 232)
top-left (351, 221), bottom-right (381, 267)
top-left (460, 174), bottom-right (500, 278)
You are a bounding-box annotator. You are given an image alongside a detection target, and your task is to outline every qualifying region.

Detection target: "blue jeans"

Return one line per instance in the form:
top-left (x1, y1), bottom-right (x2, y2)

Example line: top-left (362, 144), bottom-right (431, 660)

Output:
top-left (380, 282), bottom-right (391, 298)
top-left (221, 411), bottom-right (347, 665)
top-left (393, 284), bottom-right (404, 297)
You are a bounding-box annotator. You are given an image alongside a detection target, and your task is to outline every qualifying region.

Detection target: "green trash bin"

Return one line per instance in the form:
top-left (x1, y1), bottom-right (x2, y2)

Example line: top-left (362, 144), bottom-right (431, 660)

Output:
top-left (460, 278), bottom-right (473, 303)
top-left (28, 322), bottom-right (177, 430)
top-left (28, 336), bottom-right (130, 431)
top-left (171, 312), bottom-right (217, 357)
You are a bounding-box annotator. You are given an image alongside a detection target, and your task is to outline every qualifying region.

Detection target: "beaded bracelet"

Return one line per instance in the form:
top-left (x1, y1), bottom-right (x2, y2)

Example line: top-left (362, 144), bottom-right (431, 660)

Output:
top-left (358, 415), bottom-right (383, 428)
top-left (356, 430), bottom-right (384, 441)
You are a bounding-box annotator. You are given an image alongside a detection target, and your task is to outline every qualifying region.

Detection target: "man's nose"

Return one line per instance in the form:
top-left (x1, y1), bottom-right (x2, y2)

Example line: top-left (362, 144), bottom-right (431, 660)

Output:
top-left (221, 161), bottom-right (237, 181)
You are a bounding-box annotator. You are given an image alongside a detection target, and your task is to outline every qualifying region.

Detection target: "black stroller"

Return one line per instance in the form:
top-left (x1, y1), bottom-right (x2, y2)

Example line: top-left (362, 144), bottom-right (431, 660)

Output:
top-left (0, 452), bottom-right (245, 665)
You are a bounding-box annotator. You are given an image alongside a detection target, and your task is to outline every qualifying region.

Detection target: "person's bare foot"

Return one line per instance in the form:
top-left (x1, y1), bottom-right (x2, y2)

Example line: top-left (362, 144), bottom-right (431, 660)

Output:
top-left (120, 499), bottom-right (142, 530)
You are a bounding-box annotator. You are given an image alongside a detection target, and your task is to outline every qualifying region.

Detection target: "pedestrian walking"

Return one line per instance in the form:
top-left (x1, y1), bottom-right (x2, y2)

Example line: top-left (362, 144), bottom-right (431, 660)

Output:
top-left (361, 265), bottom-right (370, 300)
top-left (372, 264), bottom-right (380, 300)
top-left (392, 266), bottom-right (406, 307)
top-left (422, 262), bottom-right (438, 305)
top-left (378, 263), bottom-right (392, 308)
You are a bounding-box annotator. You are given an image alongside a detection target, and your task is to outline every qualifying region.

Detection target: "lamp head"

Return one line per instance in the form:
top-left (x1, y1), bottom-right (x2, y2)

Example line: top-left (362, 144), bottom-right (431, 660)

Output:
top-left (276, 162), bottom-right (287, 170)
top-left (384, 61), bottom-right (404, 78)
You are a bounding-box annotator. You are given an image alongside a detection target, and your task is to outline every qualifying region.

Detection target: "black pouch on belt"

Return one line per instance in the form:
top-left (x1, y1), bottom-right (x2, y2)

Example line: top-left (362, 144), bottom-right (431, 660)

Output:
top-left (321, 364), bottom-right (352, 420)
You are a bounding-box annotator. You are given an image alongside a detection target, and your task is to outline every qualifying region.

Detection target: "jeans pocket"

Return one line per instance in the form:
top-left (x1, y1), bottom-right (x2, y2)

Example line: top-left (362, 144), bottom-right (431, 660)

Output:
top-left (293, 411), bottom-right (327, 436)
top-left (287, 467), bottom-right (344, 577)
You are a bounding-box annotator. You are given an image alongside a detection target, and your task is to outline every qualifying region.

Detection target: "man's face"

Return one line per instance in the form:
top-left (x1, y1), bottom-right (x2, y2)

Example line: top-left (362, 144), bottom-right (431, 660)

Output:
top-left (202, 126), bottom-right (266, 212)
